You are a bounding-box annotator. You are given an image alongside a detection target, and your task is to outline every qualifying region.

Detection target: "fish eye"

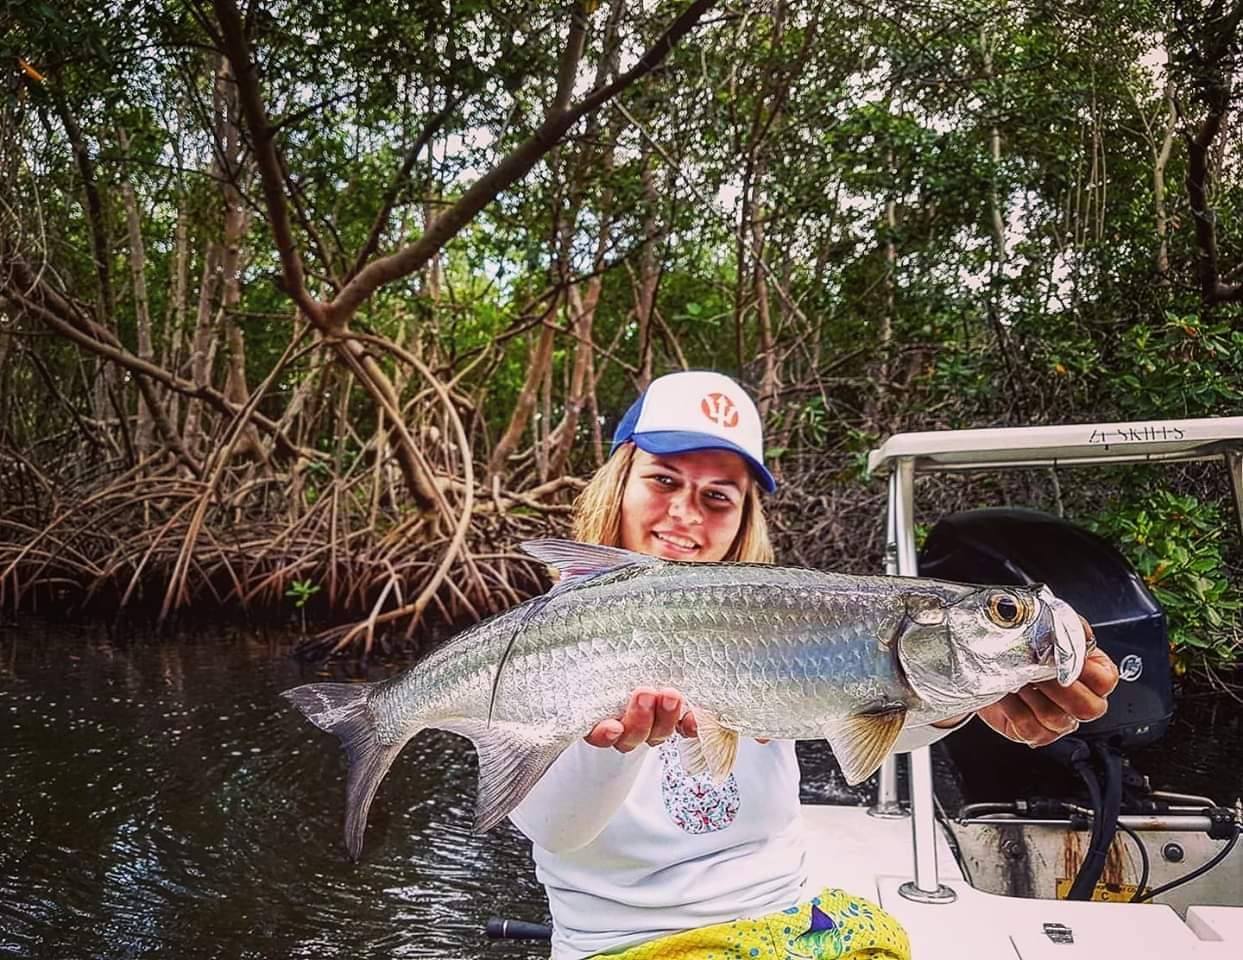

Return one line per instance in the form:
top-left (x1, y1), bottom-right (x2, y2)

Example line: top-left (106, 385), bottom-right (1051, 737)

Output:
top-left (987, 593), bottom-right (1024, 627)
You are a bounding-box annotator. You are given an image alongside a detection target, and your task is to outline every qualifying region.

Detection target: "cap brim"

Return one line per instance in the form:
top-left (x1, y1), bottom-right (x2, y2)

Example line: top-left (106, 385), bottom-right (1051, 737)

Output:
top-left (631, 431), bottom-right (777, 493)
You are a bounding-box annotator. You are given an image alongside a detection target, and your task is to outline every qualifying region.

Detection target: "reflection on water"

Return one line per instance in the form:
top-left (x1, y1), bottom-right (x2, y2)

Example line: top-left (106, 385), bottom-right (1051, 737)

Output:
top-left (0, 623), bottom-right (552, 960)
top-left (2, 622), bottom-right (1238, 959)
top-left (1132, 686), bottom-right (1243, 803)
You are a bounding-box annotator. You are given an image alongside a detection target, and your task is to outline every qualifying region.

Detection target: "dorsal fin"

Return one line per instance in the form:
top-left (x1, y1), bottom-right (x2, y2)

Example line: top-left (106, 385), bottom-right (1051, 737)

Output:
top-left (488, 540), bottom-right (658, 727)
top-left (519, 538), bottom-right (658, 584)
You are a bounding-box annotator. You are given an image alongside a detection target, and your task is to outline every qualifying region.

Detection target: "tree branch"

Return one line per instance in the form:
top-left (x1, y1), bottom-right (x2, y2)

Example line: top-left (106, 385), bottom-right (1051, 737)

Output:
top-left (212, 0), bottom-right (329, 328)
top-left (49, 91), bottom-right (114, 328)
top-left (345, 93), bottom-right (463, 283)
top-left (2, 256), bottom-right (320, 464)
top-left (1183, 0), bottom-right (1243, 306)
top-left (327, 0), bottom-right (717, 326)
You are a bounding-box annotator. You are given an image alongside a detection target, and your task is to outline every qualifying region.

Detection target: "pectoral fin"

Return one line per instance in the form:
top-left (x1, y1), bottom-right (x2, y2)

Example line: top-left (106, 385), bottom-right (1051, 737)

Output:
top-left (676, 710), bottom-right (740, 783)
top-left (439, 719), bottom-right (572, 833)
top-left (824, 707), bottom-right (907, 785)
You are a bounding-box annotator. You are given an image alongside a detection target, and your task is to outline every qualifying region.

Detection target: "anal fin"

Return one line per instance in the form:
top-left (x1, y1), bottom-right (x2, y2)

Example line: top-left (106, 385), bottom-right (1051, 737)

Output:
top-left (439, 718), bottom-right (572, 832)
top-left (824, 706), bottom-right (907, 785)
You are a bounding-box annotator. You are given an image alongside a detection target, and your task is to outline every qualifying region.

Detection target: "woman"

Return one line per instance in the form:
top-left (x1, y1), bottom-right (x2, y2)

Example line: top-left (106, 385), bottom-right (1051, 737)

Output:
top-left (510, 370), bottom-right (1118, 960)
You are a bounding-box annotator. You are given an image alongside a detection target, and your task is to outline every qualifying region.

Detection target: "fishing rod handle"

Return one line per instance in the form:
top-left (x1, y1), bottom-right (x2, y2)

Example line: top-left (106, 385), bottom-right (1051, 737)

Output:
top-left (485, 917), bottom-right (553, 940)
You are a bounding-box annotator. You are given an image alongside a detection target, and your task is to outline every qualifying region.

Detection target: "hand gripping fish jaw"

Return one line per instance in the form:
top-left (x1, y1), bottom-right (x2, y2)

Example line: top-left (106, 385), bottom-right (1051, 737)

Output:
top-left (1037, 585), bottom-right (1093, 687)
top-left (896, 584), bottom-right (1091, 713)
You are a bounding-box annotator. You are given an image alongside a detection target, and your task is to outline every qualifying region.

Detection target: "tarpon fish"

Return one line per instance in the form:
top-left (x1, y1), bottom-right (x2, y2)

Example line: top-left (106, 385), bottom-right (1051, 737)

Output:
top-left (284, 538), bottom-right (1089, 859)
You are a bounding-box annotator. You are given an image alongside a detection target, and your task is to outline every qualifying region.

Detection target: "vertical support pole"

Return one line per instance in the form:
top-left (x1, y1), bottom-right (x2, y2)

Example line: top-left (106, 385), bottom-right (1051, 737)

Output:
top-left (870, 757), bottom-right (906, 819)
top-left (870, 472), bottom-right (907, 820)
top-left (893, 458), bottom-right (956, 904)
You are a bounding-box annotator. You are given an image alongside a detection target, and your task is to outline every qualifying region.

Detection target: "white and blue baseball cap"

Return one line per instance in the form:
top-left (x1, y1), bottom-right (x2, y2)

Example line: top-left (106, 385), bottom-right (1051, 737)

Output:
top-left (610, 371), bottom-right (776, 493)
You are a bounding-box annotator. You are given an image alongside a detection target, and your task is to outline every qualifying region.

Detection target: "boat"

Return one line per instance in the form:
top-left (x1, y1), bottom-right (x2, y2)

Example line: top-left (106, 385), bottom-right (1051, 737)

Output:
top-left (817, 414), bottom-right (1243, 957)
top-left (490, 415), bottom-right (1243, 956)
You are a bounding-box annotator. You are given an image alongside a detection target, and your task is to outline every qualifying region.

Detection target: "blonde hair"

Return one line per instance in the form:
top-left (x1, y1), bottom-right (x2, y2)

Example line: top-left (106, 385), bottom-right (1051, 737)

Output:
top-left (571, 442), bottom-right (775, 564)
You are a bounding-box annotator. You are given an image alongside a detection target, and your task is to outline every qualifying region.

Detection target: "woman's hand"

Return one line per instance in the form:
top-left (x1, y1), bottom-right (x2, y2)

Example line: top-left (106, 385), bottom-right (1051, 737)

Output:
top-left (584, 688), bottom-right (770, 751)
top-left (585, 687), bottom-right (688, 752)
top-left (976, 647), bottom-right (1120, 747)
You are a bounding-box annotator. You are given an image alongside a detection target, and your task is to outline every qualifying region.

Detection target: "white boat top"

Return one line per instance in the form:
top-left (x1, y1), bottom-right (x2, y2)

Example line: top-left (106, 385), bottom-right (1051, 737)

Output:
top-left (801, 804), bottom-right (1243, 958)
top-left (867, 415), bottom-right (1243, 475)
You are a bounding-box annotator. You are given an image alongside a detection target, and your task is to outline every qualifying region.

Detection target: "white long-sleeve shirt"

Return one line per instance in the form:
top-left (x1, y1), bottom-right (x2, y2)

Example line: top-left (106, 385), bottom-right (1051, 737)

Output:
top-left (509, 722), bottom-right (962, 960)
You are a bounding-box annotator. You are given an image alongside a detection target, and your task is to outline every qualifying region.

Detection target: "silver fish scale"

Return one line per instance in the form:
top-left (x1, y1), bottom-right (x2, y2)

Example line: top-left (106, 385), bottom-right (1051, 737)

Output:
top-left (369, 562), bottom-right (967, 745)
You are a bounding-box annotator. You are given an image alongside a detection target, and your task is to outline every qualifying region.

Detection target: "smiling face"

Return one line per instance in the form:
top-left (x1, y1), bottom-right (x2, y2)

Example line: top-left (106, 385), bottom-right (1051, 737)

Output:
top-left (619, 447), bottom-right (751, 562)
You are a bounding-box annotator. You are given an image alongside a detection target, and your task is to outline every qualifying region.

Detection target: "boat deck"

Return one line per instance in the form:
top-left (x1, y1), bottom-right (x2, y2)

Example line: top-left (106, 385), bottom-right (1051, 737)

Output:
top-left (801, 805), bottom-right (1242, 958)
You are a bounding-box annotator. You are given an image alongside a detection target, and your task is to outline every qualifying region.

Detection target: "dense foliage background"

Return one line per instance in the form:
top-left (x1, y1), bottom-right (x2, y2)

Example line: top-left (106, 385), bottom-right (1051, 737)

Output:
top-left (2, 0), bottom-right (1240, 668)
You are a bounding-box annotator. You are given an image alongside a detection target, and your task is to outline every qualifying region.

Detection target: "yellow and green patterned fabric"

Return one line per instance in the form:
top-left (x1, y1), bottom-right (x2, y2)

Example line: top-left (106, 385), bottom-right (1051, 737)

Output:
top-left (593, 887), bottom-right (910, 960)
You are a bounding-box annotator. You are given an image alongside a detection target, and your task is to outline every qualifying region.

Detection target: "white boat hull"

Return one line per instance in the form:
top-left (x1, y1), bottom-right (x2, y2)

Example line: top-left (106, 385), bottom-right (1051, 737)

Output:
top-left (801, 805), bottom-right (1243, 958)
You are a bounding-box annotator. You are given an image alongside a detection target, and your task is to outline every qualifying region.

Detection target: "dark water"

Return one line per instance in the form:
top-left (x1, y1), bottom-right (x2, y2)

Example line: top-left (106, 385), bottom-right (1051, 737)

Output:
top-left (2, 623), bottom-right (1239, 959)
top-left (0, 624), bottom-right (553, 960)
top-left (0, 622), bottom-right (874, 960)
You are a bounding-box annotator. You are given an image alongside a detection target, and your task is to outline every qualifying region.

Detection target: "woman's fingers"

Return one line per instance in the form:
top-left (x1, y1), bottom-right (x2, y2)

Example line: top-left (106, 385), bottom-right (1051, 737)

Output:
top-left (1028, 649), bottom-right (1115, 722)
top-left (614, 688), bottom-right (659, 752)
top-left (583, 686), bottom-right (770, 751)
top-left (1078, 647), bottom-right (1120, 697)
top-left (978, 693), bottom-right (1064, 747)
top-left (582, 687), bottom-right (688, 752)
top-left (646, 688), bottom-right (683, 745)
top-left (976, 646), bottom-right (1120, 750)
top-left (1017, 687), bottom-right (1080, 739)
top-left (1031, 676), bottom-right (1109, 723)
top-left (584, 717), bottom-right (625, 748)
top-left (677, 709), bottom-right (699, 739)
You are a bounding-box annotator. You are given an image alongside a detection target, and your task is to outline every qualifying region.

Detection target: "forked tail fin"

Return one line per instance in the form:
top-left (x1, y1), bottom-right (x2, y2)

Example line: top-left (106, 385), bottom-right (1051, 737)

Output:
top-left (282, 682), bottom-right (417, 860)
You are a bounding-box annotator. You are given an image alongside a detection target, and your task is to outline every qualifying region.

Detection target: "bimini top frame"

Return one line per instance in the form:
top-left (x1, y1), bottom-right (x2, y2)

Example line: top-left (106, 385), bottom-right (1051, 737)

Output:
top-left (867, 414), bottom-right (1243, 904)
top-left (869, 415), bottom-right (1243, 538)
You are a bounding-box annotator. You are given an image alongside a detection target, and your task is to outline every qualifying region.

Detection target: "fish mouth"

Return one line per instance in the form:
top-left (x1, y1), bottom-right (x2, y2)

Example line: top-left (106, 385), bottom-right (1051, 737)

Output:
top-left (1034, 586), bottom-right (1093, 686)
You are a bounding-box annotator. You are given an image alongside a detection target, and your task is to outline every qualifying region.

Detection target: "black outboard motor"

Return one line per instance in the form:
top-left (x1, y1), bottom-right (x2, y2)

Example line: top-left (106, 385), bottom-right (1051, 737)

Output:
top-left (920, 508), bottom-right (1178, 899)
top-left (913, 508), bottom-right (1243, 904)
top-left (918, 507), bottom-right (1174, 799)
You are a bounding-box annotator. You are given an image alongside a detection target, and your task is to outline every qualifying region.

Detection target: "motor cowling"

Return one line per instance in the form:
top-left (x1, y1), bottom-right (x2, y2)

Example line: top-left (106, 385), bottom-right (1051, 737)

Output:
top-left (918, 507), bottom-right (1173, 799)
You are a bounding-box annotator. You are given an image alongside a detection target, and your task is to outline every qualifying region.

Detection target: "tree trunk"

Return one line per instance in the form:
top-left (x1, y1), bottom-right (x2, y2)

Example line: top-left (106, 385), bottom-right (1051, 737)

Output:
top-left (980, 31), bottom-right (1015, 392)
top-left (535, 355), bottom-right (553, 482)
top-left (52, 94), bottom-right (118, 426)
top-left (1153, 78), bottom-right (1176, 279)
top-left (118, 128), bottom-right (157, 454)
top-left (164, 203), bottom-right (190, 426)
top-left (488, 312), bottom-right (558, 480)
top-left (217, 95), bottom-right (266, 465)
top-left (181, 242), bottom-right (223, 461)
top-left (870, 147), bottom-right (897, 431)
top-left (634, 159), bottom-right (661, 389)
top-left (749, 180), bottom-right (778, 418)
top-left (548, 280), bottom-right (598, 478)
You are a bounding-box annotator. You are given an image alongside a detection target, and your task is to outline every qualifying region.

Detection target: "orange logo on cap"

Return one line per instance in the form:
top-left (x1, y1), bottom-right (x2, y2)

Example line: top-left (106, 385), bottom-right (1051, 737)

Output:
top-left (700, 393), bottom-right (739, 428)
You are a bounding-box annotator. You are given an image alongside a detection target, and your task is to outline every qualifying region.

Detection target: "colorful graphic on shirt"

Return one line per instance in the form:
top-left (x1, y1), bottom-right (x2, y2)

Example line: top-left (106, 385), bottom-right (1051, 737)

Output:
top-left (700, 392), bottom-right (740, 428)
top-left (658, 735), bottom-right (739, 834)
